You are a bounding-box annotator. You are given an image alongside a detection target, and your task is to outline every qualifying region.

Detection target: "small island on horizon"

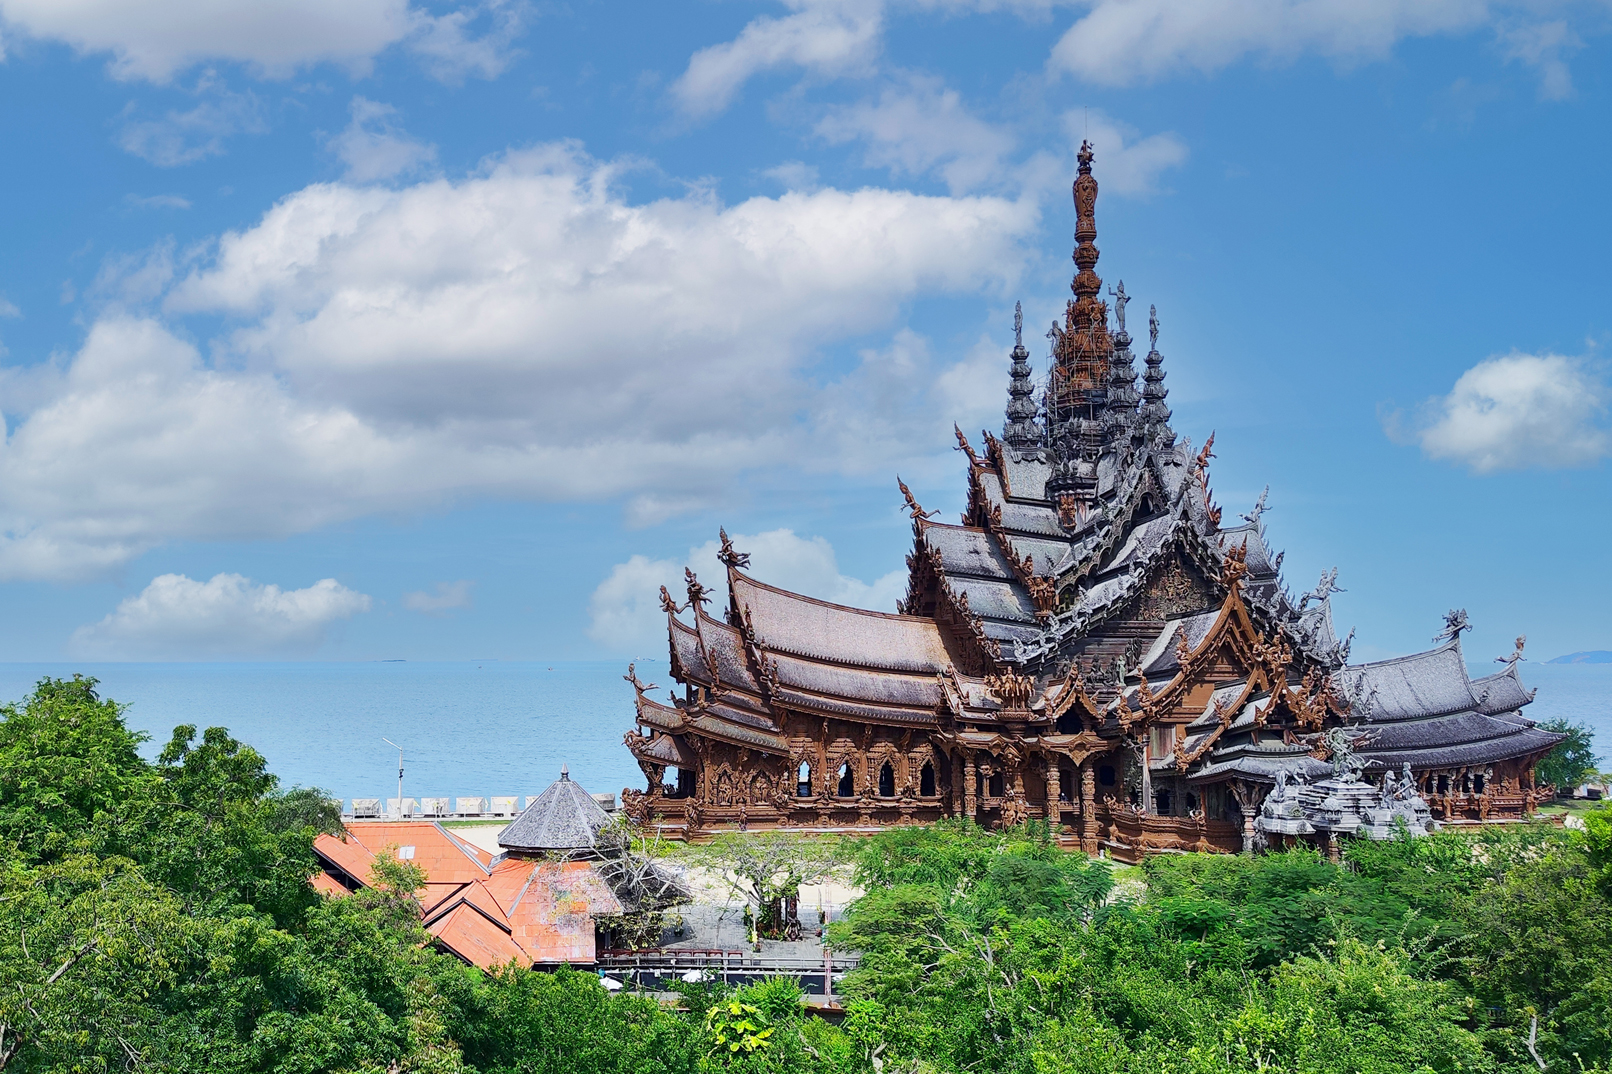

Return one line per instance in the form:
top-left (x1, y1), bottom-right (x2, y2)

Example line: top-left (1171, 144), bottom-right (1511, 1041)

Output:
top-left (1549, 651), bottom-right (1612, 664)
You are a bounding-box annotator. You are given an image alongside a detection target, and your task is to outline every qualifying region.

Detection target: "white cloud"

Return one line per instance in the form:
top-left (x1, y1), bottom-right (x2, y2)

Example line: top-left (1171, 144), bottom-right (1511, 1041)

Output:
top-left (1049, 0), bottom-right (1495, 86)
top-left (670, 0), bottom-right (1088, 117)
top-left (407, 0), bottom-right (525, 83)
top-left (0, 296), bottom-right (19, 318)
top-left (115, 73), bottom-right (264, 166)
top-left (815, 74), bottom-right (1016, 194)
top-left (815, 79), bottom-right (1183, 198)
top-left (124, 193), bottom-right (192, 210)
top-left (1500, 19), bottom-right (1579, 100)
top-left (0, 0), bottom-right (414, 81)
top-left (326, 97), bottom-right (437, 183)
top-left (1407, 352), bottom-right (1609, 472)
top-left (1055, 109), bottom-right (1188, 197)
top-left (761, 160), bottom-right (820, 192)
top-left (0, 0), bottom-right (523, 83)
top-left (587, 529), bottom-right (908, 654)
top-left (402, 579), bottom-right (474, 613)
top-left (70, 572), bottom-right (370, 659)
top-left (0, 145), bottom-right (1034, 579)
top-left (672, 0), bottom-right (884, 117)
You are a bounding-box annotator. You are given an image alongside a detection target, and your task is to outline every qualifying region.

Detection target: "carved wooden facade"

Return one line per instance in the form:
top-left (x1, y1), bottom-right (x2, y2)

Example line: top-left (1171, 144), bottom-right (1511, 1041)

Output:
top-left (620, 147), bottom-right (1563, 859)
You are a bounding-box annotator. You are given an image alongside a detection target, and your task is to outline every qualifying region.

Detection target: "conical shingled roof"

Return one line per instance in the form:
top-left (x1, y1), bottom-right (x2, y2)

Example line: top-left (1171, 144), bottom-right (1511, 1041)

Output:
top-left (498, 766), bottom-right (611, 853)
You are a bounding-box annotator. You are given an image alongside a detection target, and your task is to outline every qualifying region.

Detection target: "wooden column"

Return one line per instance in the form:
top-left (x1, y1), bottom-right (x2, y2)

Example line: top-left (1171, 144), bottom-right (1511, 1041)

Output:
top-left (1046, 761), bottom-right (1062, 831)
top-left (964, 757), bottom-right (978, 821)
top-left (1080, 761), bottom-right (1097, 854)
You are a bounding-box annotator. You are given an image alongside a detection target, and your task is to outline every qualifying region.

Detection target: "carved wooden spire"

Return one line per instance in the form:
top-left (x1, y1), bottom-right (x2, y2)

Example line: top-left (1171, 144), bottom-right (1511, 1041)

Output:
top-left (1003, 301), bottom-right (1042, 456)
top-left (1045, 143), bottom-right (1112, 516)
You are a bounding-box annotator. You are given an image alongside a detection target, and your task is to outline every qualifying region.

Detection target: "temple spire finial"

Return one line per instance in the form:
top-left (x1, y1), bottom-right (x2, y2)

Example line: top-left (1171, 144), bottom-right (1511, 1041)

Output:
top-left (1003, 301), bottom-right (1042, 456)
top-left (1045, 143), bottom-right (1112, 512)
top-left (1140, 302), bottom-right (1173, 444)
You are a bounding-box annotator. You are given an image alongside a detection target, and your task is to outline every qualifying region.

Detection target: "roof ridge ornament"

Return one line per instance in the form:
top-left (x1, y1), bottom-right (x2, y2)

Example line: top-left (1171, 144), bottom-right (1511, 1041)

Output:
top-left (622, 662), bottom-right (659, 696)
top-left (1241, 486), bottom-right (1270, 528)
top-left (1495, 634), bottom-right (1526, 665)
top-left (1433, 608), bottom-right (1470, 644)
top-left (716, 527), bottom-right (751, 570)
top-left (1297, 567), bottom-right (1343, 612)
top-left (684, 568), bottom-right (712, 613)
top-left (897, 476), bottom-right (939, 522)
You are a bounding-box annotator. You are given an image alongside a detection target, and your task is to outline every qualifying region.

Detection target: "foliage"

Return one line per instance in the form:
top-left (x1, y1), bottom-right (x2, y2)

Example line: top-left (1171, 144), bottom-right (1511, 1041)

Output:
top-left (706, 999), bottom-right (775, 1057)
top-left (686, 832), bottom-right (844, 938)
top-left (1, 674), bottom-right (1608, 1074)
top-left (1536, 718), bottom-right (1602, 791)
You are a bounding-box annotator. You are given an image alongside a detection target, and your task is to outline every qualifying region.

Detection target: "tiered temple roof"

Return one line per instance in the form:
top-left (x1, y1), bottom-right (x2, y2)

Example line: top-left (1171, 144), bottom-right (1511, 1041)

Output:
top-left (621, 144), bottom-right (1563, 855)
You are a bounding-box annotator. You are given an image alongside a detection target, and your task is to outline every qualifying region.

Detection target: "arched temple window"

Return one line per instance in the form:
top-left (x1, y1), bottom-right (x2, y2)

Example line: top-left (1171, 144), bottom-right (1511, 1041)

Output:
top-left (1056, 710), bottom-right (1083, 735)
top-left (675, 768), bottom-right (695, 798)
top-left (837, 762), bottom-right (854, 797)
top-left (879, 761), bottom-right (895, 797)
top-left (797, 761), bottom-right (811, 797)
top-left (919, 762), bottom-right (936, 797)
top-left (1098, 765), bottom-right (1116, 787)
top-left (987, 770), bottom-right (1004, 798)
top-left (1059, 766), bottom-right (1073, 801)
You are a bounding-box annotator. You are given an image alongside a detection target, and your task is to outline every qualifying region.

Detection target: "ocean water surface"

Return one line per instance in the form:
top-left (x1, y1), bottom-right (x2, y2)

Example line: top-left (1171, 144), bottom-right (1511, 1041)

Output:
top-left (0, 660), bottom-right (658, 806)
top-left (0, 657), bottom-right (1606, 804)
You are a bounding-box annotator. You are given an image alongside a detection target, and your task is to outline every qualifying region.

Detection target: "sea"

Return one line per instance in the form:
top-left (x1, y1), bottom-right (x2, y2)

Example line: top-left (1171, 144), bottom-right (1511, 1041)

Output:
top-left (0, 657), bottom-right (1607, 806)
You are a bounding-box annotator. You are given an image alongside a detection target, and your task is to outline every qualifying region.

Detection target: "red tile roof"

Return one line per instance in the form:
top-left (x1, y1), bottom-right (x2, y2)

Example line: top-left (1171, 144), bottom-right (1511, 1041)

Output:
top-left (313, 822), bottom-right (623, 968)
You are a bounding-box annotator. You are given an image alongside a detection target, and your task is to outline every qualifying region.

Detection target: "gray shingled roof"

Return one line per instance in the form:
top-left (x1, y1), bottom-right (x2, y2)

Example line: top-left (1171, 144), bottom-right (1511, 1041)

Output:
top-left (498, 767), bottom-right (612, 853)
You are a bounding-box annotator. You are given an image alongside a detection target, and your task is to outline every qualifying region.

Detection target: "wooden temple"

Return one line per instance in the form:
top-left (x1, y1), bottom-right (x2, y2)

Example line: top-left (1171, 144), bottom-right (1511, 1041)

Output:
top-left (620, 143), bottom-right (1564, 859)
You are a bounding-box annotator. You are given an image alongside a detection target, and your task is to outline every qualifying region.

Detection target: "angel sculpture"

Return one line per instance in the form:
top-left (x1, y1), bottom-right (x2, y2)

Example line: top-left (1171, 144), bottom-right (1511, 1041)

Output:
top-left (684, 568), bottom-right (712, 611)
top-left (717, 527), bottom-right (751, 569)
top-left (1149, 305), bottom-right (1160, 350)
top-left (1241, 486), bottom-right (1271, 527)
top-left (897, 476), bottom-right (940, 521)
top-left (1433, 609), bottom-right (1471, 643)
top-left (1108, 280), bottom-right (1130, 335)
top-left (622, 663), bottom-right (659, 696)
top-left (1496, 635), bottom-right (1526, 664)
top-left (659, 586), bottom-right (685, 615)
top-left (1297, 567), bottom-right (1344, 612)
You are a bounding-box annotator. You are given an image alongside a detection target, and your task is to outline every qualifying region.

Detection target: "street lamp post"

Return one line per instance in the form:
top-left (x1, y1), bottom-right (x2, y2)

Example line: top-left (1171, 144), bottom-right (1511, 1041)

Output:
top-left (383, 738), bottom-right (404, 818)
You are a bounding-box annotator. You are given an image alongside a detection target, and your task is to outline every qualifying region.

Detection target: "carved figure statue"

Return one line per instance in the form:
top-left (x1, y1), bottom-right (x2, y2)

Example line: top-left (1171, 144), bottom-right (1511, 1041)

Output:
top-left (1433, 609), bottom-right (1471, 644)
top-left (622, 663), bottom-right (658, 695)
top-left (1241, 486), bottom-right (1270, 527)
top-left (1323, 727), bottom-right (1367, 781)
top-left (659, 586), bottom-right (685, 615)
top-left (1108, 281), bottom-right (1129, 335)
top-left (717, 527), bottom-right (751, 569)
top-left (897, 476), bottom-right (939, 521)
top-left (684, 568), bottom-right (712, 612)
top-left (1298, 567), bottom-right (1344, 612)
top-left (1149, 305), bottom-right (1159, 350)
top-left (1013, 301), bottom-right (1023, 347)
top-left (1496, 634), bottom-right (1526, 664)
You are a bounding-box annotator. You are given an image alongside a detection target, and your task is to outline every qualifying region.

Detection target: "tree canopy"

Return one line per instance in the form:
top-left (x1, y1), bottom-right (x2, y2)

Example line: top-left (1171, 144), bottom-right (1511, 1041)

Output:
top-left (0, 675), bottom-right (1607, 1073)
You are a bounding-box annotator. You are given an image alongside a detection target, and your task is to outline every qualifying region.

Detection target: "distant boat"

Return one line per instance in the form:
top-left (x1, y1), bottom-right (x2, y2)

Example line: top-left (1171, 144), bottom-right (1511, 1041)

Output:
top-left (1548, 651), bottom-right (1612, 664)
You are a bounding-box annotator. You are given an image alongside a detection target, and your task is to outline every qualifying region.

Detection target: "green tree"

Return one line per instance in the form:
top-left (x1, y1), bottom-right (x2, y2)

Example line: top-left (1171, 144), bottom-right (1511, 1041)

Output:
top-left (0, 675), bottom-right (155, 863)
top-left (1536, 718), bottom-right (1601, 792)
top-left (687, 833), bottom-right (844, 939)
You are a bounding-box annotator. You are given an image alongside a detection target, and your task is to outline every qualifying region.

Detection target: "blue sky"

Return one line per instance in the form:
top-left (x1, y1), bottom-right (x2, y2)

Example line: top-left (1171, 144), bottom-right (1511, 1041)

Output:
top-left (0, 0), bottom-right (1607, 666)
